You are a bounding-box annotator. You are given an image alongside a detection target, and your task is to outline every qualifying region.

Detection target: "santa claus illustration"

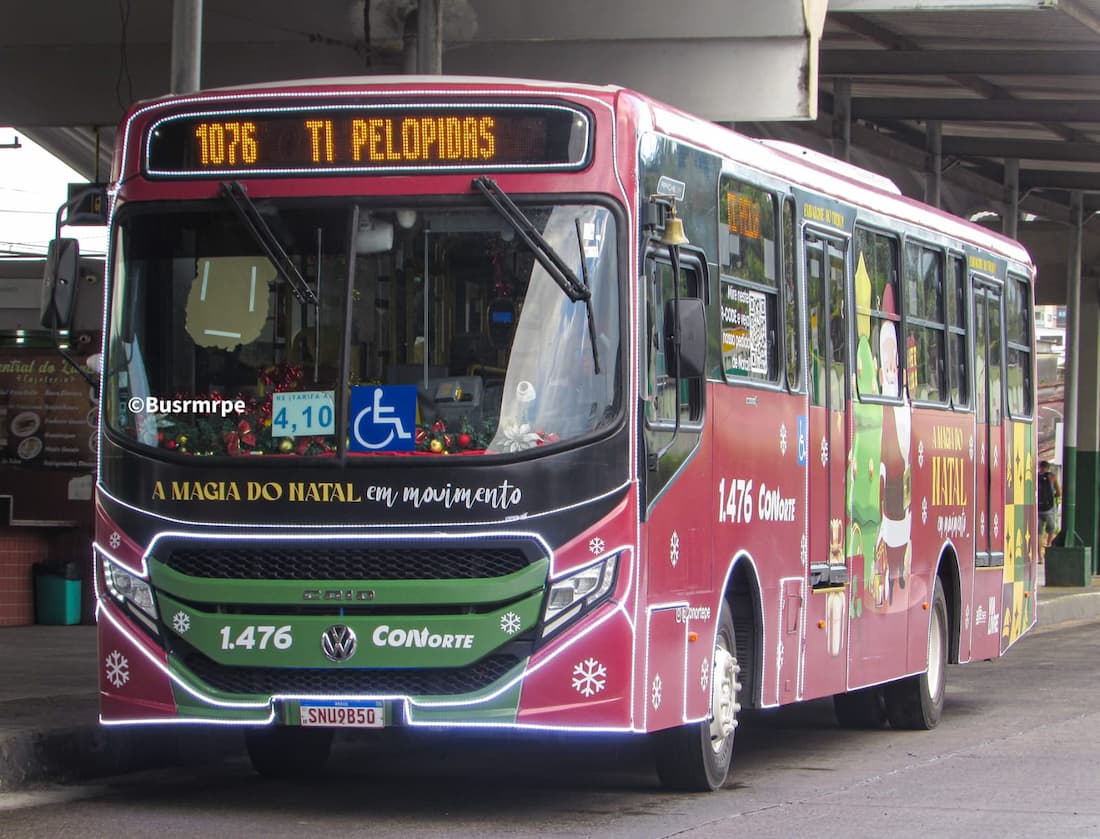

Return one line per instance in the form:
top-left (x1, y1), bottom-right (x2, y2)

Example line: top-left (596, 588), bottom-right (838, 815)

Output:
top-left (876, 284), bottom-right (911, 604)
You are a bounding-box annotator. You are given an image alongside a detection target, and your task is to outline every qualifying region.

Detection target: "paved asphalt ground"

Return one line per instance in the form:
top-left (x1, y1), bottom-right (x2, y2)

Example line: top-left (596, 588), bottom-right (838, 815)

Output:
top-left (2, 573), bottom-right (1098, 791)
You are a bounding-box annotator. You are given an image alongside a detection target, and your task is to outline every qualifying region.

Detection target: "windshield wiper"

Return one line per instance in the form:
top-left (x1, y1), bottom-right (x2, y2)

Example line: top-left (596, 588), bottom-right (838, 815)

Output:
top-left (472, 176), bottom-right (600, 373)
top-left (573, 218), bottom-right (601, 375)
top-left (472, 177), bottom-right (590, 303)
top-left (220, 181), bottom-right (317, 305)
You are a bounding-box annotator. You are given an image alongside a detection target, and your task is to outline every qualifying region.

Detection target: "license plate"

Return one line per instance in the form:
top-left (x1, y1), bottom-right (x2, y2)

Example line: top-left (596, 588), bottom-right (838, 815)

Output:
top-left (298, 700), bottom-right (384, 728)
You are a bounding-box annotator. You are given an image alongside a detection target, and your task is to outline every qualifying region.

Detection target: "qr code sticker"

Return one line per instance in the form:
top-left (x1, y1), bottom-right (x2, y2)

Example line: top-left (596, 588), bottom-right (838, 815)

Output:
top-left (749, 290), bottom-right (768, 374)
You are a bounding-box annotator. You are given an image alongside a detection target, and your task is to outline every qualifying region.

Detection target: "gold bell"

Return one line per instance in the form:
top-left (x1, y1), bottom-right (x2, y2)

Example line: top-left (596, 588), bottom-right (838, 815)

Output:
top-left (660, 203), bottom-right (689, 246)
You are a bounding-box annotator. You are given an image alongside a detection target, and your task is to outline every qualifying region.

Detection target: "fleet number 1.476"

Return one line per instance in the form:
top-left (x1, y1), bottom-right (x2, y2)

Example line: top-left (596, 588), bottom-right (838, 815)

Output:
top-left (718, 478), bottom-right (754, 524)
top-left (219, 624), bottom-right (293, 650)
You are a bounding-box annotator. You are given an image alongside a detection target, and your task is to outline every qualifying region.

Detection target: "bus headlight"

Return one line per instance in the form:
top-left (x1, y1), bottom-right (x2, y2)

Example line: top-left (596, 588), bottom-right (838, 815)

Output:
top-left (541, 554), bottom-right (617, 639)
top-left (102, 558), bottom-right (158, 621)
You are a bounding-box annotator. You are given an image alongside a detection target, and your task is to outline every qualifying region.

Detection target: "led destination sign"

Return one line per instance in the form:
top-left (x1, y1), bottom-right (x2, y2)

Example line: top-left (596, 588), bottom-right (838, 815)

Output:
top-left (145, 103), bottom-right (591, 175)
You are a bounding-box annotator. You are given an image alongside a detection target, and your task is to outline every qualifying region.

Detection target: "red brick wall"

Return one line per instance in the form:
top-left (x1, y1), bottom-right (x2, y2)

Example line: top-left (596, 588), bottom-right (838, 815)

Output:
top-left (0, 528), bottom-right (50, 626)
top-left (0, 527), bottom-right (94, 626)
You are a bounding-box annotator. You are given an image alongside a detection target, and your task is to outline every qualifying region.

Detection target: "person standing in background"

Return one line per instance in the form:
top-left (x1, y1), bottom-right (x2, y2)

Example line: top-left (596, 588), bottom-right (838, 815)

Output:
top-left (1037, 460), bottom-right (1061, 562)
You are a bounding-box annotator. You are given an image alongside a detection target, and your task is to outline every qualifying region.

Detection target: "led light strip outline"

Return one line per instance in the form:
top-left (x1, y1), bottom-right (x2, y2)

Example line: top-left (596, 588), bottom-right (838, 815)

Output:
top-left (101, 83), bottom-right (631, 485)
top-left (97, 545), bottom-right (637, 730)
top-left (99, 83), bottom-right (643, 732)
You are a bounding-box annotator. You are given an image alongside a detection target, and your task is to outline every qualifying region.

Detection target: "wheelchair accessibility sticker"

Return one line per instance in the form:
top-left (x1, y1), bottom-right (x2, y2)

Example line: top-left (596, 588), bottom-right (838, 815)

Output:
top-left (349, 385), bottom-right (416, 452)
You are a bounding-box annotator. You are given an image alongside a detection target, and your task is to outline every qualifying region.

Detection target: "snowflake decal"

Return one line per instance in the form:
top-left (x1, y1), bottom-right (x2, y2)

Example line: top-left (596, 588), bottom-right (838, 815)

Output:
top-left (993, 513), bottom-right (999, 538)
top-left (651, 673), bottom-right (663, 710)
top-left (800, 532), bottom-right (808, 567)
top-left (105, 650), bottom-right (129, 688)
top-left (779, 423), bottom-right (788, 456)
top-left (500, 611), bottom-right (522, 635)
top-left (922, 496), bottom-right (929, 525)
top-left (172, 611), bottom-right (191, 634)
top-left (109, 531), bottom-right (121, 549)
top-left (918, 440), bottom-right (925, 469)
top-left (965, 604), bottom-right (971, 630)
top-left (670, 531), bottom-right (680, 568)
top-left (572, 657), bottom-right (607, 697)
top-left (820, 436), bottom-right (829, 467)
top-left (701, 657), bottom-right (710, 694)
top-left (980, 510), bottom-right (986, 536)
top-left (588, 536), bottom-right (606, 556)
top-left (993, 446), bottom-right (999, 468)
top-left (969, 434), bottom-right (975, 461)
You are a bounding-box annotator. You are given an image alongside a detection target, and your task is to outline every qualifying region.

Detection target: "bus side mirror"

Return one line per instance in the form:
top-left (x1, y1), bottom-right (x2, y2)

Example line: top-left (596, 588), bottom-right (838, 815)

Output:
top-left (664, 296), bottom-right (706, 379)
top-left (41, 238), bottom-right (80, 331)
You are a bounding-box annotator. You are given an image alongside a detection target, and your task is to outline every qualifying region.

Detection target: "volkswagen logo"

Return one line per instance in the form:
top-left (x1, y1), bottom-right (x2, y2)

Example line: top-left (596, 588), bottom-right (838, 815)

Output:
top-left (320, 624), bottom-right (358, 662)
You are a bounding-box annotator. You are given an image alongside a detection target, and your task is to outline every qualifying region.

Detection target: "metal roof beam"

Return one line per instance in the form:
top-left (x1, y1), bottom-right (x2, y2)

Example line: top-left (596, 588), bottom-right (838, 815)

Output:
top-left (942, 136), bottom-right (1100, 162)
top-left (823, 49), bottom-right (1100, 77)
top-left (828, 1), bottom-right (1057, 9)
top-left (831, 11), bottom-right (1088, 142)
top-left (1020, 170), bottom-right (1100, 191)
top-left (852, 98), bottom-right (1100, 122)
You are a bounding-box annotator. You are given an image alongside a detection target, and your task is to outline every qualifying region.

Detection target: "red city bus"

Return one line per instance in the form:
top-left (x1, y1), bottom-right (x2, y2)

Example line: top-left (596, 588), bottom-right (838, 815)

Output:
top-left (44, 77), bottom-right (1037, 790)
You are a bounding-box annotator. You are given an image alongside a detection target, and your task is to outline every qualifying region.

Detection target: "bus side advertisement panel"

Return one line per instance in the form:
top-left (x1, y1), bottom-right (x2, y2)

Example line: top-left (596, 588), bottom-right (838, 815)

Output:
top-left (909, 408), bottom-right (976, 667)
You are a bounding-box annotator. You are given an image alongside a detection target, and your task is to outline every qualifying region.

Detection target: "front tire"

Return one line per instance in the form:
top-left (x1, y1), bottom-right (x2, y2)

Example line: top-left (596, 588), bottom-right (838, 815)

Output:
top-left (654, 602), bottom-right (740, 791)
top-left (245, 726), bottom-right (334, 778)
top-left (885, 577), bottom-right (948, 729)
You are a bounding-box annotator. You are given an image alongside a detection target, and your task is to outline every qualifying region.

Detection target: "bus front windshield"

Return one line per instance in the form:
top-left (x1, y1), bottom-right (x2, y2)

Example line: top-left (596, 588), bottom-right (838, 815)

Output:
top-left (103, 198), bottom-right (620, 458)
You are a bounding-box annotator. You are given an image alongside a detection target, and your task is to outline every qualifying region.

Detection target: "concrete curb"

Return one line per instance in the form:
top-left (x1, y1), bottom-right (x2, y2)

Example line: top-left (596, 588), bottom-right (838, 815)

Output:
top-left (0, 723), bottom-right (240, 791)
top-left (1037, 588), bottom-right (1100, 628)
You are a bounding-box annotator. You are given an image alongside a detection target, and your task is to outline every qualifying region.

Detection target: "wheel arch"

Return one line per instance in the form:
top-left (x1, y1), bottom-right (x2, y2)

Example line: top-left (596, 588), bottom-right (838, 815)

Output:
top-left (935, 545), bottom-right (962, 665)
top-left (722, 553), bottom-right (764, 710)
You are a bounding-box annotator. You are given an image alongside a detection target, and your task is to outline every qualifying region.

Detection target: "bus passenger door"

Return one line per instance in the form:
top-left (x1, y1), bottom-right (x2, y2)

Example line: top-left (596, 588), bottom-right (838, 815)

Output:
top-left (971, 282), bottom-right (1005, 658)
top-left (641, 247), bottom-right (709, 729)
top-left (804, 232), bottom-right (850, 697)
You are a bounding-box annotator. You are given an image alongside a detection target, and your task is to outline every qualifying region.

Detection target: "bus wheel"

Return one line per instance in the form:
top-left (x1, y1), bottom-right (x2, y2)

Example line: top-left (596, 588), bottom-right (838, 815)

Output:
top-left (654, 602), bottom-right (740, 791)
top-left (245, 726), bottom-right (334, 778)
top-left (833, 685), bottom-right (887, 729)
top-left (885, 578), bottom-right (948, 730)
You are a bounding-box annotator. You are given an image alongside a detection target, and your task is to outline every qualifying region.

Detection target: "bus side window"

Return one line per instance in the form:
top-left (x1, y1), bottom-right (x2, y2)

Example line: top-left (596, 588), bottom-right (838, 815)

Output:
top-left (806, 240), bottom-right (827, 408)
top-left (854, 227), bottom-right (900, 401)
top-left (645, 253), bottom-right (704, 426)
top-left (1005, 274), bottom-right (1033, 418)
top-left (718, 176), bottom-right (780, 383)
top-left (782, 198), bottom-right (801, 392)
top-left (904, 242), bottom-right (947, 404)
top-left (947, 256), bottom-right (969, 408)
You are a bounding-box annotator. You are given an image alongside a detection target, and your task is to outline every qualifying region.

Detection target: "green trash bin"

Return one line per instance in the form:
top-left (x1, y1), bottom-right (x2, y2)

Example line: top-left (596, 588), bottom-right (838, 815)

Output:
top-left (33, 561), bottom-right (83, 625)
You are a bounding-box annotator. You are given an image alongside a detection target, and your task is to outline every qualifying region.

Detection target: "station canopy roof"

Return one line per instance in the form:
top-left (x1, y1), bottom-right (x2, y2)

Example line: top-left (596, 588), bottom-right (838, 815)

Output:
top-left (6, 0), bottom-right (1100, 296)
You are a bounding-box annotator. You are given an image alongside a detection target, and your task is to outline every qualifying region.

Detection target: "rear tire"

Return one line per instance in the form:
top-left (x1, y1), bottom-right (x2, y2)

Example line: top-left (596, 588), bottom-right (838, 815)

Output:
top-left (885, 577), bottom-right (948, 730)
top-left (654, 602), bottom-right (740, 791)
top-left (245, 726), bottom-right (334, 778)
top-left (833, 685), bottom-right (888, 729)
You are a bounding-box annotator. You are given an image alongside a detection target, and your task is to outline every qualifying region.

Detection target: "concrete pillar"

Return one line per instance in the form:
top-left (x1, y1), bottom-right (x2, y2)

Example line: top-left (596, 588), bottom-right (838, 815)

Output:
top-left (1003, 159), bottom-right (1019, 240)
top-left (925, 120), bottom-right (942, 209)
top-left (1074, 284), bottom-right (1100, 570)
top-left (1046, 191), bottom-right (1093, 584)
top-left (416, 0), bottom-right (443, 74)
top-left (170, 0), bottom-right (203, 94)
top-left (832, 78), bottom-right (851, 163)
top-left (1061, 192), bottom-right (1083, 545)
top-left (403, 10), bottom-right (418, 74)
